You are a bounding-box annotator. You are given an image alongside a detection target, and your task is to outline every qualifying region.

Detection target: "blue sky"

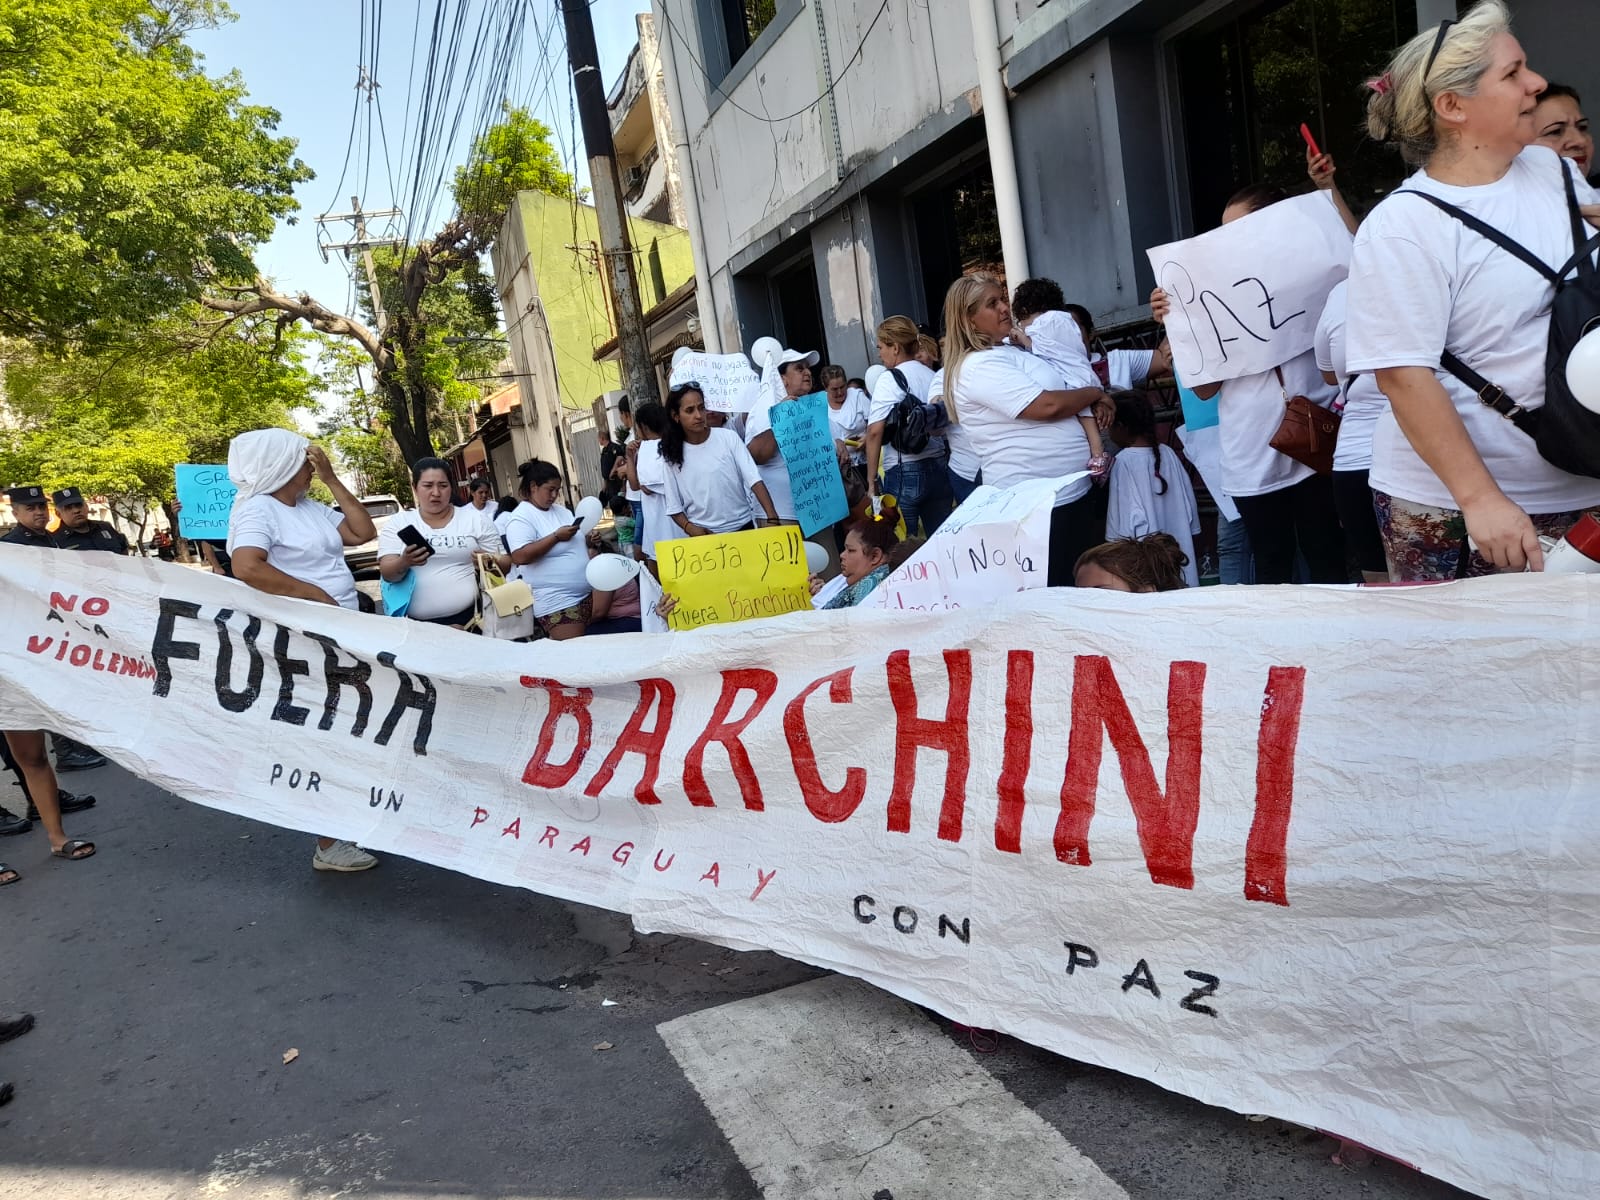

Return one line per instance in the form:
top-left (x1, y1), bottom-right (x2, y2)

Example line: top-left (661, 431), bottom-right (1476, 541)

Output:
top-left (192, 0), bottom-right (650, 320)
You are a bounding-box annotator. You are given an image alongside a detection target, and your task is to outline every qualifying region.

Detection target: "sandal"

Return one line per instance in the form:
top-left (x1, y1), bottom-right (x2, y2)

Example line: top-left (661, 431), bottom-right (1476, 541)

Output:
top-left (0, 863), bottom-right (17, 886)
top-left (50, 840), bottom-right (95, 861)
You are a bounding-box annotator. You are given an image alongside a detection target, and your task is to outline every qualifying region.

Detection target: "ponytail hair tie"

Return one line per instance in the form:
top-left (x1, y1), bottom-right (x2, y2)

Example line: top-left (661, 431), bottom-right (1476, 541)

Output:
top-left (1366, 72), bottom-right (1392, 96)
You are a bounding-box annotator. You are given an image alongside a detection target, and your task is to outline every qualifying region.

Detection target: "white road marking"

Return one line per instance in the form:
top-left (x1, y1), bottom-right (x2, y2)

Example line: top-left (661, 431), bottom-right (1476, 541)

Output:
top-left (658, 975), bottom-right (1131, 1199)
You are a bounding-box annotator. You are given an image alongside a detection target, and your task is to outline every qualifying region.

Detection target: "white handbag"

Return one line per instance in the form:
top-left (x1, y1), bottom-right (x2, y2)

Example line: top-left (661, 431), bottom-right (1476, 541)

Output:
top-left (473, 561), bottom-right (537, 640)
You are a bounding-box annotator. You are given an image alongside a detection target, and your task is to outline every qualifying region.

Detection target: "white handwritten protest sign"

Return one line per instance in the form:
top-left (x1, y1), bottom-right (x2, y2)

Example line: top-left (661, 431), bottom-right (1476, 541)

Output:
top-left (669, 351), bottom-right (761, 413)
top-left (1146, 191), bottom-right (1353, 387)
top-left (862, 474), bottom-right (1080, 611)
top-left (5, 545), bottom-right (1600, 1200)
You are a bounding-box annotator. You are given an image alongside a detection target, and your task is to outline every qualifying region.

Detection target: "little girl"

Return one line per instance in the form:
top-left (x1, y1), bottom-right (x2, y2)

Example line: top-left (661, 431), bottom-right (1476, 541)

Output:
top-left (1074, 533), bottom-right (1191, 592)
top-left (1010, 278), bottom-right (1111, 479)
top-left (1104, 391), bottom-right (1201, 587)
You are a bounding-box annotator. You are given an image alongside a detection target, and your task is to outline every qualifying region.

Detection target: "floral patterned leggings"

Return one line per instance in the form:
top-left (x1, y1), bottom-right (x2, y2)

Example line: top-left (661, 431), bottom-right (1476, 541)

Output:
top-left (1372, 491), bottom-right (1600, 582)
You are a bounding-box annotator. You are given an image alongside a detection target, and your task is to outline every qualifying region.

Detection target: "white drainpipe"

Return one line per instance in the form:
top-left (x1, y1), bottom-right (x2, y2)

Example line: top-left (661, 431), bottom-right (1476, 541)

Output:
top-left (968, 0), bottom-right (1030, 287)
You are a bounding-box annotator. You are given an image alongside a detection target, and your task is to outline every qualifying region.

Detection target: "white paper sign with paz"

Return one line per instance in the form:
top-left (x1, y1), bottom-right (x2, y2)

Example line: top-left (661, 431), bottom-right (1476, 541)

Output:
top-left (1146, 191), bottom-right (1353, 388)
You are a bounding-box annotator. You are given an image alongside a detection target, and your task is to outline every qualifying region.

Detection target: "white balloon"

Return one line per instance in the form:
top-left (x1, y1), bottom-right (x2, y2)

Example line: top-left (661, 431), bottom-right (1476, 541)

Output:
top-left (574, 495), bottom-right (604, 534)
top-left (585, 554), bottom-right (638, 592)
top-left (804, 541), bottom-right (829, 575)
top-left (1566, 327), bottom-right (1600, 414)
top-left (863, 364), bottom-right (886, 394)
top-left (750, 336), bottom-right (783, 368)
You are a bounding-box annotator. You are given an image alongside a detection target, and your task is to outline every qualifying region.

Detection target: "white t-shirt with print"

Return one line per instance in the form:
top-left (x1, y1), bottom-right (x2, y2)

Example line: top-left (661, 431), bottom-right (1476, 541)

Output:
top-left (828, 387), bottom-right (870, 466)
top-left (1314, 279), bottom-right (1389, 474)
top-left (869, 360), bottom-right (944, 469)
top-left (1347, 145), bottom-right (1600, 512)
top-left (1107, 444), bottom-right (1202, 587)
top-left (633, 439), bottom-right (680, 559)
top-left (662, 427), bottom-right (766, 533)
top-left (378, 506), bottom-right (503, 620)
top-left (504, 501), bottom-right (592, 617)
top-left (743, 394), bottom-right (797, 521)
top-left (227, 495), bottom-right (358, 609)
top-left (1216, 350), bottom-right (1335, 498)
top-left (948, 346), bottom-right (1091, 505)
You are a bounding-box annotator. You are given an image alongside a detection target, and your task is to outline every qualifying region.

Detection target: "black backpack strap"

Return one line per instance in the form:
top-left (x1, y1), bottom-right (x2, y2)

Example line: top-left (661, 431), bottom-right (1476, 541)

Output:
top-left (888, 367), bottom-right (910, 399)
top-left (1398, 190), bottom-right (1561, 283)
top-left (1438, 349), bottom-right (1541, 437)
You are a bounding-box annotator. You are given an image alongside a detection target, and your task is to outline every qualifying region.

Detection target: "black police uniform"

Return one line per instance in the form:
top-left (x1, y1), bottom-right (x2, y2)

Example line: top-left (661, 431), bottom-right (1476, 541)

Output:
top-left (50, 488), bottom-right (128, 554)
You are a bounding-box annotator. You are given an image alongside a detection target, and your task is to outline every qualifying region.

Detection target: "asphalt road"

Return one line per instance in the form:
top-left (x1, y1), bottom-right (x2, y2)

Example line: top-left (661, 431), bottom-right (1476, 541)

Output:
top-left (1, 762), bottom-right (1473, 1200)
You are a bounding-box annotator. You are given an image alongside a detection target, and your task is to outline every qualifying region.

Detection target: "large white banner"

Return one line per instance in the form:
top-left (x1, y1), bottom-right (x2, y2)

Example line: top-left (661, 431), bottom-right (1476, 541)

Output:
top-left (1146, 191), bottom-right (1353, 387)
top-left (1, 545), bottom-right (1596, 1200)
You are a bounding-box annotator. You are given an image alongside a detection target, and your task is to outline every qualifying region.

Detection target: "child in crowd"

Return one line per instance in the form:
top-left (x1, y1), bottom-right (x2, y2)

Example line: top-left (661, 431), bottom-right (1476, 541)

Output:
top-left (1009, 279), bottom-right (1112, 479)
top-left (1105, 392), bottom-right (1201, 586)
top-left (1074, 533), bottom-right (1191, 592)
top-left (608, 493), bottom-right (635, 547)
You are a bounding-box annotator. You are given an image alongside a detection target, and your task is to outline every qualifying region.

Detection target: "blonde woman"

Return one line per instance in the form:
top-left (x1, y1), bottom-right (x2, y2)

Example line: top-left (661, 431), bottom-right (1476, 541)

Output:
top-left (1347, 0), bottom-right (1600, 579)
top-left (865, 315), bottom-right (952, 536)
top-left (941, 274), bottom-right (1111, 584)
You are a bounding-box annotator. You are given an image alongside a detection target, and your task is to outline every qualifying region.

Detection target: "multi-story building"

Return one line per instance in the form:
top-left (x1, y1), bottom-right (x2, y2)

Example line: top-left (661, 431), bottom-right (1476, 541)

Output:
top-left (651, 0), bottom-right (1587, 376)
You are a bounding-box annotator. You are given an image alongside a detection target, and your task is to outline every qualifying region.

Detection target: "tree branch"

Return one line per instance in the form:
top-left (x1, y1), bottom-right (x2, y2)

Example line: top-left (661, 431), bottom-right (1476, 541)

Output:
top-left (200, 278), bottom-right (387, 367)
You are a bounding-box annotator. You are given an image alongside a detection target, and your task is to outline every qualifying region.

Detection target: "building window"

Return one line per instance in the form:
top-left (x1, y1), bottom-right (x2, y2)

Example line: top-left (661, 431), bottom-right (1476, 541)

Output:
top-left (911, 161), bottom-right (1004, 322)
top-left (1172, 0), bottom-right (1415, 232)
top-left (721, 0), bottom-right (778, 68)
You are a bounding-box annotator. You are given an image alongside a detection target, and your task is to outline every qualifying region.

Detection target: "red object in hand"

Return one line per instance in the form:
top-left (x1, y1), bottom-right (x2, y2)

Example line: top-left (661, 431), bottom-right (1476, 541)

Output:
top-left (1300, 123), bottom-right (1322, 158)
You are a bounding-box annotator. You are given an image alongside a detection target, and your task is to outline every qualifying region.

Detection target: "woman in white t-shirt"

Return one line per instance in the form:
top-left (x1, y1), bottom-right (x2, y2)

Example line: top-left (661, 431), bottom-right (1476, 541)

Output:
top-left (225, 427), bottom-right (380, 875)
top-left (621, 401), bottom-right (678, 566)
top-left (744, 347), bottom-right (818, 523)
top-left (821, 365), bottom-right (869, 467)
top-left (378, 459), bottom-right (509, 627)
top-left (1314, 280), bottom-right (1391, 582)
top-left (865, 316), bottom-right (952, 537)
top-left (505, 459), bottom-right (594, 640)
top-left (661, 384), bottom-right (778, 535)
top-left (1347, 1), bottom-right (1600, 579)
top-left (941, 274), bottom-right (1111, 586)
top-left (1151, 184), bottom-right (1346, 585)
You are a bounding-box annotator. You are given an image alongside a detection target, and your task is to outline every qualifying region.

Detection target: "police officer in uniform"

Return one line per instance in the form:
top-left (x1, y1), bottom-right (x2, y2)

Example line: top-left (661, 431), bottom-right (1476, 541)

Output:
top-left (52, 487), bottom-right (129, 554)
top-left (0, 486), bottom-right (99, 834)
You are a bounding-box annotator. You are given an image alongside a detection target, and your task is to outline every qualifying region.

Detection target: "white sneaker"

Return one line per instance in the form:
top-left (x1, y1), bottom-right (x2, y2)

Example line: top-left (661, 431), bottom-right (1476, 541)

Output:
top-left (312, 840), bottom-right (379, 872)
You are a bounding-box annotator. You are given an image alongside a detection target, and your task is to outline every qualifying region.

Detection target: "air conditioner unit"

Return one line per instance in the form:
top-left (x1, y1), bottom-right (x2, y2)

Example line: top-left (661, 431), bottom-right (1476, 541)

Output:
top-left (624, 164), bottom-right (646, 193)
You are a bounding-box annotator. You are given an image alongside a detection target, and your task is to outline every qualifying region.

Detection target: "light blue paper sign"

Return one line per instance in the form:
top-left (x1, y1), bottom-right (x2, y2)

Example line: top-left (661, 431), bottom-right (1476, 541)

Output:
top-left (174, 464), bottom-right (238, 540)
top-left (770, 393), bottom-right (848, 536)
top-left (1174, 369), bottom-right (1219, 432)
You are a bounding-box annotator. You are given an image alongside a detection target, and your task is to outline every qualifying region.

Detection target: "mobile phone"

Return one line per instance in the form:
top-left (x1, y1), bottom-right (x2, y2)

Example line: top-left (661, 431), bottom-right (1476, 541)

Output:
top-left (1299, 122), bottom-right (1322, 158)
top-left (397, 524), bottom-right (435, 558)
top-left (568, 519), bottom-right (583, 531)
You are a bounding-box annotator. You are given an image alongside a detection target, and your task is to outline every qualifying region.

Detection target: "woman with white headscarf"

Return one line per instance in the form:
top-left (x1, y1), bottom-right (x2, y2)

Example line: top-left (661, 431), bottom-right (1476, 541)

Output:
top-left (225, 428), bottom-right (381, 873)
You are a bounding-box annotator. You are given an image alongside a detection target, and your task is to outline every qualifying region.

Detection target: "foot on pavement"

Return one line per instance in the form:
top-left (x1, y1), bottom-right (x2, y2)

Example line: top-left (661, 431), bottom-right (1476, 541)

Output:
top-left (312, 840), bottom-right (379, 872)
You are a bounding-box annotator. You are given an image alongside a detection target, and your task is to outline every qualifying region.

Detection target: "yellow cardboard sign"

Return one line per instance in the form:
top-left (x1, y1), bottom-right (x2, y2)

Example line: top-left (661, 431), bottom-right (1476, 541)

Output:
top-left (658, 525), bottom-right (811, 631)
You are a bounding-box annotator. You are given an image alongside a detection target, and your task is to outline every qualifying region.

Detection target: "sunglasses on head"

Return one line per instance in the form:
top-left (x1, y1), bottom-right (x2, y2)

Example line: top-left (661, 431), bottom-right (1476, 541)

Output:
top-left (1422, 18), bottom-right (1456, 82)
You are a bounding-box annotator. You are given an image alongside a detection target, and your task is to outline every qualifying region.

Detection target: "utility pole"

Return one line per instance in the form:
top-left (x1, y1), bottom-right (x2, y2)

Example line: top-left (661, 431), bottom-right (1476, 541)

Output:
top-left (560, 0), bottom-right (658, 407)
top-left (317, 196), bottom-right (403, 331)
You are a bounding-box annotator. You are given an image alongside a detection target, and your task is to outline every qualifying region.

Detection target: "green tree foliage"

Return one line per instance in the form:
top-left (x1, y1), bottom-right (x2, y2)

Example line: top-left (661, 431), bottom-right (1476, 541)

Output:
top-left (207, 106), bottom-right (572, 466)
top-left (0, 0), bottom-right (311, 349)
top-left (0, 315), bottom-right (321, 530)
top-left (453, 105), bottom-right (580, 227)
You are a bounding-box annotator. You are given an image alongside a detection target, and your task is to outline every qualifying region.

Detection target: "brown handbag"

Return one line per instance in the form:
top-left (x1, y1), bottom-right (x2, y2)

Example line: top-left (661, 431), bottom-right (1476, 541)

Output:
top-left (1268, 366), bottom-right (1341, 475)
